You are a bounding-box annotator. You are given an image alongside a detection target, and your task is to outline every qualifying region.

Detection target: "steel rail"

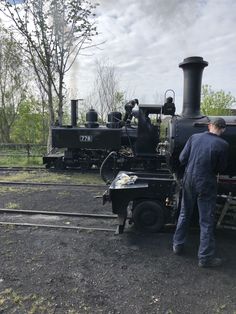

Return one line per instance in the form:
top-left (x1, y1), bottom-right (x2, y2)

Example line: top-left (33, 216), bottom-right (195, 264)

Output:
top-left (0, 166), bottom-right (100, 173)
top-left (0, 208), bottom-right (117, 219)
top-left (0, 181), bottom-right (105, 188)
top-left (0, 208), bottom-right (117, 232)
top-left (0, 221), bottom-right (116, 232)
top-left (0, 166), bottom-right (45, 171)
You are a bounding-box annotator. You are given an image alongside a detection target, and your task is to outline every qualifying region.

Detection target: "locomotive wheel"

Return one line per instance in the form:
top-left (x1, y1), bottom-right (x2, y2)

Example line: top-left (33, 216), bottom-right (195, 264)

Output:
top-left (45, 163), bottom-right (51, 169)
top-left (132, 200), bottom-right (165, 232)
top-left (54, 158), bottom-right (66, 170)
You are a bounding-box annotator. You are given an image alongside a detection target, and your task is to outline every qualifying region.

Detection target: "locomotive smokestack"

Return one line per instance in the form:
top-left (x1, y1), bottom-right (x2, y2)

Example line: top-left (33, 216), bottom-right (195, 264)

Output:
top-left (179, 56), bottom-right (208, 118)
top-left (71, 99), bottom-right (78, 127)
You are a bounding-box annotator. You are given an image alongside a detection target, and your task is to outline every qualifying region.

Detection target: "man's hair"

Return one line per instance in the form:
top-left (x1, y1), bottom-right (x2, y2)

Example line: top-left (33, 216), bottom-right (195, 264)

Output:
top-left (209, 117), bottom-right (226, 129)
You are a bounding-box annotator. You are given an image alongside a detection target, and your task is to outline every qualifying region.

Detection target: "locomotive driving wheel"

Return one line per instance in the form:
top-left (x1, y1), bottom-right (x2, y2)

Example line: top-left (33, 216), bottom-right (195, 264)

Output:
top-left (132, 200), bottom-right (165, 232)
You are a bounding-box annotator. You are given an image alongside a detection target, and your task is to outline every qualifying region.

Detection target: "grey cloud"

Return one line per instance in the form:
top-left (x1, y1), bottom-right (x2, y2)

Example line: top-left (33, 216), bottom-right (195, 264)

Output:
top-left (69, 0), bottom-right (236, 112)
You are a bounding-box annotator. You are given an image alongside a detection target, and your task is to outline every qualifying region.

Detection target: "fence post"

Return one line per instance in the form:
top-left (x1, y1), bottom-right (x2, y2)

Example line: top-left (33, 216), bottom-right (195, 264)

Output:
top-left (26, 144), bottom-right (30, 159)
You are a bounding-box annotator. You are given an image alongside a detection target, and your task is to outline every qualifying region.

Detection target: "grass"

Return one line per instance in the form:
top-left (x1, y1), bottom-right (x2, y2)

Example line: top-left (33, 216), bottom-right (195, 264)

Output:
top-left (4, 202), bottom-right (20, 209)
top-left (0, 155), bottom-right (105, 185)
top-left (0, 186), bottom-right (47, 195)
top-left (0, 289), bottom-right (55, 314)
top-left (0, 156), bottom-right (43, 167)
top-left (0, 170), bottom-right (104, 185)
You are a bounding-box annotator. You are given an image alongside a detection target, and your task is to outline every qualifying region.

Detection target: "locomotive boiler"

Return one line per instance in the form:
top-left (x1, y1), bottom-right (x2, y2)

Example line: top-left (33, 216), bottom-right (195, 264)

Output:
top-left (103, 56), bottom-right (236, 234)
top-left (166, 56), bottom-right (236, 177)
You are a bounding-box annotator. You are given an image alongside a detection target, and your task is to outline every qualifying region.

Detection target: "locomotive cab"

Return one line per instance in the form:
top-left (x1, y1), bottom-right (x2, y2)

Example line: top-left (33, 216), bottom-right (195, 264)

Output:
top-left (135, 104), bottom-right (162, 157)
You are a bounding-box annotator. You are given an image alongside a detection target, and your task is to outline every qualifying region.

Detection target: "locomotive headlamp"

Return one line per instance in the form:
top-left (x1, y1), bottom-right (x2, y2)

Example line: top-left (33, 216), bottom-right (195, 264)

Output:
top-left (163, 97), bottom-right (176, 116)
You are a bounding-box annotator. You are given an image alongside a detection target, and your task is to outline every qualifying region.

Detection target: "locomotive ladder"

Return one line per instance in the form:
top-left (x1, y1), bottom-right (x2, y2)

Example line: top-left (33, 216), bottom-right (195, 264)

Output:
top-left (216, 194), bottom-right (236, 230)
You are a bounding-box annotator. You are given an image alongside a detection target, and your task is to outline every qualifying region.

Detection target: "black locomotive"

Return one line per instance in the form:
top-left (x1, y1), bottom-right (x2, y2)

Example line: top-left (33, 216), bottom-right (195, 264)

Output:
top-left (103, 56), bottom-right (236, 233)
top-left (43, 95), bottom-right (175, 178)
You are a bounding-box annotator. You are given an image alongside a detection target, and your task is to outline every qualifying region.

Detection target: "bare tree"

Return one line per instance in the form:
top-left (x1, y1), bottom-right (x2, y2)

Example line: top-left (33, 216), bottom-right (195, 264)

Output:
top-left (0, 26), bottom-right (27, 142)
top-left (0, 0), bottom-right (99, 129)
top-left (94, 59), bottom-right (124, 122)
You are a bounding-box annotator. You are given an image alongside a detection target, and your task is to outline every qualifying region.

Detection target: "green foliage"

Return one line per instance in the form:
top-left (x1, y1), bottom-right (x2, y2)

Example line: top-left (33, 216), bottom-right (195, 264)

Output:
top-left (11, 99), bottom-right (49, 144)
top-left (114, 91), bottom-right (125, 110)
top-left (201, 85), bottom-right (236, 116)
top-left (0, 25), bottom-right (27, 142)
top-left (0, 0), bottom-right (99, 127)
top-left (160, 119), bottom-right (169, 141)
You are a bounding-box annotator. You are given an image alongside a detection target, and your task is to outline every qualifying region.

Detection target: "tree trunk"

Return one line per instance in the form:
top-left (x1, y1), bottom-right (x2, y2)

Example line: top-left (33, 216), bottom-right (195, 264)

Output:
top-left (47, 83), bottom-right (55, 152)
top-left (58, 72), bottom-right (64, 125)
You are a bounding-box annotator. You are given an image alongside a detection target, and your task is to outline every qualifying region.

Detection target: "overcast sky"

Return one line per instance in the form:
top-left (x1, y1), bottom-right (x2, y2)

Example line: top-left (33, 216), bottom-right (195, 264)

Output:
top-left (70, 0), bottom-right (236, 113)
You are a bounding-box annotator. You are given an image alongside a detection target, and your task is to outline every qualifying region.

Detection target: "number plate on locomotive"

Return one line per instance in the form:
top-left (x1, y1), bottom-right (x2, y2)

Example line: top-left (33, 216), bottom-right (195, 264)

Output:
top-left (80, 135), bottom-right (93, 142)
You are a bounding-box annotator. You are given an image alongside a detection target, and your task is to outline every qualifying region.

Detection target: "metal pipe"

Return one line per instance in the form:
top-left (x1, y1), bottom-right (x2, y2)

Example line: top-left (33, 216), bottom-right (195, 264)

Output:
top-left (71, 99), bottom-right (78, 127)
top-left (0, 208), bottom-right (117, 219)
top-left (179, 56), bottom-right (208, 118)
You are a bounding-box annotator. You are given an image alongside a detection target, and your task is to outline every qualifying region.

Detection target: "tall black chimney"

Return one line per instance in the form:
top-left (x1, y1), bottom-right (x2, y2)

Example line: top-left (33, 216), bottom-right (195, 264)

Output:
top-left (179, 56), bottom-right (208, 118)
top-left (71, 99), bottom-right (78, 127)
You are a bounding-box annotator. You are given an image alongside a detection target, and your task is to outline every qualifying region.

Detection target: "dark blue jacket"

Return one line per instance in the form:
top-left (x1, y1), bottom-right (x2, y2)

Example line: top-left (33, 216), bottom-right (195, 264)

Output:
top-left (179, 131), bottom-right (229, 178)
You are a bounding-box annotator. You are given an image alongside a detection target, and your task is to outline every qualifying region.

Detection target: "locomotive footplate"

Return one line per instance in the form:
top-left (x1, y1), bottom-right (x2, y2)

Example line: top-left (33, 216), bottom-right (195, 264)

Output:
top-left (216, 195), bottom-right (236, 230)
top-left (103, 170), bottom-right (176, 233)
top-left (103, 173), bottom-right (236, 234)
top-left (216, 177), bottom-right (236, 230)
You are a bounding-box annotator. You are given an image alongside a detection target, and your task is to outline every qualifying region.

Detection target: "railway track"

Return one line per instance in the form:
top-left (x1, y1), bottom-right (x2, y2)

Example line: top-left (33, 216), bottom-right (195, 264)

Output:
top-left (0, 166), bottom-right (105, 187)
top-left (0, 208), bottom-right (177, 234)
top-left (0, 208), bottom-right (117, 232)
top-left (0, 206), bottom-right (235, 233)
top-left (0, 166), bottom-right (100, 173)
top-left (0, 166), bottom-right (45, 172)
top-left (0, 180), bottom-right (105, 188)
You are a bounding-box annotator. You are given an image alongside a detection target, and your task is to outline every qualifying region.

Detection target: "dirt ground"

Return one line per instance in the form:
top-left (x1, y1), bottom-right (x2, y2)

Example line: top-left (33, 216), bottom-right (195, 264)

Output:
top-left (0, 172), bottom-right (236, 314)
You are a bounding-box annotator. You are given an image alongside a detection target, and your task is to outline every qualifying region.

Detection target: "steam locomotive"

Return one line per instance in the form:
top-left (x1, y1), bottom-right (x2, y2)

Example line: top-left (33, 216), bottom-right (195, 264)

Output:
top-left (43, 95), bottom-right (175, 179)
top-left (103, 56), bottom-right (236, 233)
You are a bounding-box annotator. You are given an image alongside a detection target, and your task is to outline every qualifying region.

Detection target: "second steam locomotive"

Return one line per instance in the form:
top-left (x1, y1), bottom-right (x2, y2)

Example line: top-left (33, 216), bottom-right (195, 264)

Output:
top-left (43, 95), bottom-right (175, 178)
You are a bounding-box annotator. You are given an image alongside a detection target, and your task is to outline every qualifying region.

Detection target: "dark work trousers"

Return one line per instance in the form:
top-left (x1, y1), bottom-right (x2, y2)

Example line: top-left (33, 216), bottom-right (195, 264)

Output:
top-left (173, 172), bottom-right (217, 262)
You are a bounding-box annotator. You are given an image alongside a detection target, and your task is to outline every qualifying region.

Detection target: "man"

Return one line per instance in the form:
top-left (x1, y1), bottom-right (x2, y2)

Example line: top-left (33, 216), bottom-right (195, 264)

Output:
top-left (173, 117), bottom-right (229, 268)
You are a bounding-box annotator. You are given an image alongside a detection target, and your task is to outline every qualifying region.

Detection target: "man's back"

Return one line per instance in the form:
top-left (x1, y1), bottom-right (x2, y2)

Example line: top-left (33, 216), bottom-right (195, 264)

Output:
top-left (179, 131), bottom-right (229, 177)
